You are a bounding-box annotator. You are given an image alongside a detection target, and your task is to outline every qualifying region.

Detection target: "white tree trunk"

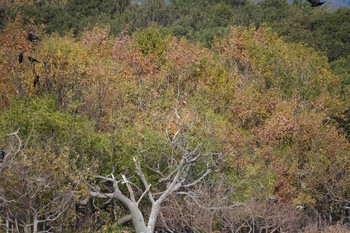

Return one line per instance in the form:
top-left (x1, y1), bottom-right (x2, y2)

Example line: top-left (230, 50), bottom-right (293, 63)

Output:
top-left (86, 141), bottom-right (212, 233)
top-left (148, 201), bottom-right (161, 233)
top-left (128, 202), bottom-right (150, 233)
top-left (33, 212), bottom-right (38, 233)
top-left (5, 217), bottom-right (9, 233)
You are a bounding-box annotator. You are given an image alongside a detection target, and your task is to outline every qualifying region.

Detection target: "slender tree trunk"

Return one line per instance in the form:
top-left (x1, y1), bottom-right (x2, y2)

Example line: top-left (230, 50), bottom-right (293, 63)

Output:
top-left (148, 201), bottom-right (162, 233)
top-left (33, 212), bottom-right (38, 233)
top-left (5, 213), bottom-right (9, 233)
top-left (128, 202), bottom-right (150, 233)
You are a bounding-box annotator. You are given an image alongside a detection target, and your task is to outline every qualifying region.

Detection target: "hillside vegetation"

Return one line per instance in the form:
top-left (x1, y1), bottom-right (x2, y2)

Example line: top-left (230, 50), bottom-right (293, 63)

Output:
top-left (1, 1), bottom-right (350, 232)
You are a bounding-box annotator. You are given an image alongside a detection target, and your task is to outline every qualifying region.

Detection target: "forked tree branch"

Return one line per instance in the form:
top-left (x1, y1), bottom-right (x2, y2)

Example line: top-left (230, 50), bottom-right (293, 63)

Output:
top-left (83, 137), bottom-right (217, 233)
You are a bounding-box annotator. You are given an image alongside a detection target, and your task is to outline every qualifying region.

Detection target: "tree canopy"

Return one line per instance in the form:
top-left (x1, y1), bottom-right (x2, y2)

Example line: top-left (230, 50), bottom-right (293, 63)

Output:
top-left (1, 1), bottom-right (350, 232)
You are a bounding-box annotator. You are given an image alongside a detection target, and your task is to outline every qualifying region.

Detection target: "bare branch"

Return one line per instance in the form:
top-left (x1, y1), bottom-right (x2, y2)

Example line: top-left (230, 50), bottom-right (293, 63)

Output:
top-left (183, 169), bottom-right (212, 188)
top-left (134, 157), bottom-right (155, 203)
top-left (141, 154), bottom-right (167, 181)
top-left (115, 214), bottom-right (132, 226)
top-left (159, 210), bottom-right (174, 233)
top-left (82, 131), bottom-right (220, 233)
top-left (122, 174), bottom-right (136, 202)
top-left (178, 191), bottom-right (245, 211)
top-left (137, 184), bottom-right (151, 205)
top-left (89, 191), bottom-right (116, 199)
top-left (94, 175), bottom-right (131, 205)
top-left (7, 128), bottom-right (25, 159)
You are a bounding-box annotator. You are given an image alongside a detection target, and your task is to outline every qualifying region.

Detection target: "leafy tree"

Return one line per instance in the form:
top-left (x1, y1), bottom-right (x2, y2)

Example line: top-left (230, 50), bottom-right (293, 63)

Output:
top-left (0, 96), bottom-right (113, 232)
top-left (330, 56), bottom-right (350, 138)
top-left (1, 7), bottom-right (350, 230)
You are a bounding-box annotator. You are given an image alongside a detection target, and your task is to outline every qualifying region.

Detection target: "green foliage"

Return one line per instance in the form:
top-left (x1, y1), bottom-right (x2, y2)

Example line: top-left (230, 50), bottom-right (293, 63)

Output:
top-left (18, 0), bottom-right (130, 35)
top-left (0, 96), bottom-right (112, 169)
top-left (232, 2), bottom-right (350, 62)
top-left (0, 96), bottom-right (104, 232)
top-left (1, 5), bottom-right (350, 229)
top-left (3, 0), bottom-right (349, 65)
top-left (133, 25), bottom-right (171, 58)
top-left (330, 56), bottom-right (350, 138)
top-left (331, 55), bottom-right (350, 97)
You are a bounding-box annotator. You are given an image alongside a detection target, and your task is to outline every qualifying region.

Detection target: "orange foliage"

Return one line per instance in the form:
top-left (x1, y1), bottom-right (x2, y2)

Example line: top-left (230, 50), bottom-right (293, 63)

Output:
top-left (165, 37), bottom-right (213, 69)
top-left (113, 35), bottom-right (160, 79)
top-left (0, 15), bottom-right (43, 109)
top-left (1, 22), bottom-right (348, 208)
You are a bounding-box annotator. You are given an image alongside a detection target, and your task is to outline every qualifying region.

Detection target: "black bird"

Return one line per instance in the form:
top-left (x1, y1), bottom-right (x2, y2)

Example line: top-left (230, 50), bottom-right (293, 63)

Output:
top-left (19, 52), bottom-right (23, 63)
top-left (306, 0), bottom-right (325, 7)
top-left (27, 33), bottom-right (41, 42)
top-left (0, 148), bottom-right (5, 162)
top-left (34, 75), bottom-right (40, 88)
top-left (28, 56), bottom-right (40, 63)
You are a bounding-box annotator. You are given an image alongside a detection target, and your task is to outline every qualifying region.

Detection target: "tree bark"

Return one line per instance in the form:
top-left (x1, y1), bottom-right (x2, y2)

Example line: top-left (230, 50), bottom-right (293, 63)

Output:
top-left (128, 202), bottom-right (150, 233)
top-left (33, 212), bottom-right (38, 233)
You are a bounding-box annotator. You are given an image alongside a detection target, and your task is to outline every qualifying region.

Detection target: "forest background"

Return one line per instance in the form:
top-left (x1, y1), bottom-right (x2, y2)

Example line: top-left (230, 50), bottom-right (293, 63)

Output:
top-left (1, 0), bottom-right (350, 232)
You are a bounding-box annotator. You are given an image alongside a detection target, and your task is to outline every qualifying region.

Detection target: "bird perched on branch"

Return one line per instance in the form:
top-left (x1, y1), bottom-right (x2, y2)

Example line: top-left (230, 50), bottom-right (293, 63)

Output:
top-left (19, 52), bottom-right (23, 63)
top-left (28, 56), bottom-right (40, 63)
top-left (33, 75), bottom-right (40, 88)
top-left (306, 0), bottom-right (325, 7)
top-left (0, 148), bottom-right (5, 162)
top-left (27, 33), bottom-right (41, 42)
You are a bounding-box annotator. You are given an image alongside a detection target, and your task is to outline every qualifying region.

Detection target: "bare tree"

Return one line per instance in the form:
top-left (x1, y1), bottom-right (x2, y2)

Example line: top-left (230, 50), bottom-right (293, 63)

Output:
top-left (80, 129), bottom-right (218, 233)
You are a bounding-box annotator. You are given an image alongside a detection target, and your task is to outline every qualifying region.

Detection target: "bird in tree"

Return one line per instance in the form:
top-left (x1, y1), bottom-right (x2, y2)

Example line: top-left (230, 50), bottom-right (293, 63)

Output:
top-left (19, 52), bottom-right (23, 63)
top-left (27, 33), bottom-right (41, 42)
top-left (306, 0), bottom-right (325, 7)
top-left (0, 148), bottom-right (5, 162)
top-left (28, 56), bottom-right (40, 63)
top-left (33, 75), bottom-right (40, 88)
